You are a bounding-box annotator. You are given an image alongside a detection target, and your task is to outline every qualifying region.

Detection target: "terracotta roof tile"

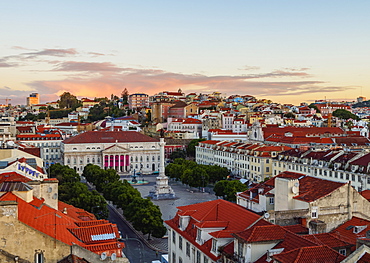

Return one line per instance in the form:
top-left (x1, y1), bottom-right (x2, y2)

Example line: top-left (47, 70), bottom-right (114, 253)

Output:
top-left (272, 245), bottom-right (346, 263)
top-left (68, 224), bottom-right (120, 244)
top-left (331, 216), bottom-right (370, 245)
top-left (360, 190), bottom-right (370, 201)
top-left (302, 233), bottom-right (353, 249)
top-left (234, 225), bottom-right (287, 243)
top-left (63, 131), bottom-right (159, 144)
top-left (358, 252), bottom-right (370, 263)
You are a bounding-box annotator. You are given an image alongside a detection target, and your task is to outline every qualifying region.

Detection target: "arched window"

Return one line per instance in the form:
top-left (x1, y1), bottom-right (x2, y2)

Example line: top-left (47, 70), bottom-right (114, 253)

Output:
top-left (87, 158), bottom-right (90, 163)
top-left (35, 251), bottom-right (44, 263)
top-left (67, 158), bottom-right (70, 164)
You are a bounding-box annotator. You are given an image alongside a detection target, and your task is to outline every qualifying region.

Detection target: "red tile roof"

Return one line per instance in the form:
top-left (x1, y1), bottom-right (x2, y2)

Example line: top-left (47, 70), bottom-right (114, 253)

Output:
top-left (165, 199), bottom-right (271, 261)
top-left (293, 176), bottom-right (345, 203)
top-left (0, 192), bottom-right (83, 246)
top-left (234, 225), bottom-right (287, 243)
top-left (238, 172), bottom-right (345, 203)
top-left (272, 245), bottom-right (345, 263)
top-left (58, 201), bottom-right (96, 221)
top-left (63, 131), bottom-right (159, 144)
top-left (358, 252), bottom-right (370, 263)
top-left (360, 190), bottom-right (370, 201)
top-left (0, 192), bottom-right (124, 257)
top-left (0, 172), bottom-right (32, 184)
top-left (331, 216), bottom-right (370, 245)
top-left (68, 223), bottom-right (119, 244)
top-left (302, 233), bottom-right (353, 249)
top-left (282, 224), bottom-right (309, 235)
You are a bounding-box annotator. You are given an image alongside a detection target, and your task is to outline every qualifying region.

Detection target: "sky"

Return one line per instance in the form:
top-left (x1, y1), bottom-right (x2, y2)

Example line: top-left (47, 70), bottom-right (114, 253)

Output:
top-left (1, 1), bottom-right (369, 105)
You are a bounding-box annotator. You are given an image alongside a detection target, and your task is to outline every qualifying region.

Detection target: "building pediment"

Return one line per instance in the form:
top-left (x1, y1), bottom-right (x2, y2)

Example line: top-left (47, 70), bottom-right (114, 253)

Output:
top-left (102, 144), bottom-right (130, 154)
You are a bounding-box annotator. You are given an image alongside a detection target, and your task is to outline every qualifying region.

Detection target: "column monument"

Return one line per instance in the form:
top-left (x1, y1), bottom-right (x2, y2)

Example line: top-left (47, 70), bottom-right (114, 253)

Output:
top-left (149, 132), bottom-right (176, 200)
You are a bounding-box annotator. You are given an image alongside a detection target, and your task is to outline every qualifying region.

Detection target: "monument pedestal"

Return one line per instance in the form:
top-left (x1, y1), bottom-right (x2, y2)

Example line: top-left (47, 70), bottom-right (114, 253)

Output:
top-left (148, 137), bottom-right (176, 200)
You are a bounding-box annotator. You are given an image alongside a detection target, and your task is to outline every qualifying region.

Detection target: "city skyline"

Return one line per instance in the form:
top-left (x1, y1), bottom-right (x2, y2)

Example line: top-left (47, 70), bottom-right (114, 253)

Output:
top-left (1, 1), bottom-right (369, 105)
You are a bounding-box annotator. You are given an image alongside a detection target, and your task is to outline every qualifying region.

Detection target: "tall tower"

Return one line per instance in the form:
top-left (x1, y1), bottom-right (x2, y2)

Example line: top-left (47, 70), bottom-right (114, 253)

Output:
top-left (149, 137), bottom-right (176, 200)
top-left (27, 93), bottom-right (39, 106)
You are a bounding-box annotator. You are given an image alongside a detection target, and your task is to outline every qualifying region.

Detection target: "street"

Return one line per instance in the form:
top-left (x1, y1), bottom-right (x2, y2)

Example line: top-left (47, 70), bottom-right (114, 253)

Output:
top-left (109, 173), bottom-right (218, 263)
top-left (108, 205), bottom-right (161, 263)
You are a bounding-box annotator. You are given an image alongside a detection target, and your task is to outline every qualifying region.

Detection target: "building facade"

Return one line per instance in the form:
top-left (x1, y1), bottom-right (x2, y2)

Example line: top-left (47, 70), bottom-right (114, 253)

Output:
top-left (61, 131), bottom-right (161, 174)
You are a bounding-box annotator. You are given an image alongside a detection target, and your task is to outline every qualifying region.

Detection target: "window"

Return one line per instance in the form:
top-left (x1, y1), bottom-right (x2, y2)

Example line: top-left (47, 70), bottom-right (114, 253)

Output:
top-left (238, 241), bottom-right (243, 257)
top-left (311, 207), bottom-right (318, 218)
top-left (269, 197), bottom-right (274, 205)
top-left (172, 252), bottom-right (176, 263)
top-left (179, 236), bottom-right (183, 250)
top-left (35, 252), bottom-right (44, 263)
top-left (339, 249), bottom-right (346, 256)
top-left (179, 257), bottom-right (183, 263)
top-left (186, 242), bottom-right (190, 257)
top-left (212, 239), bottom-right (217, 252)
top-left (172, 230), bottom-right (176, 244)
top-left (196, 228), bottom-right (201, 242)
top-left (196, 250), bottom-right (201, 263)
top-left (203, 256), bottom-right (208, 263)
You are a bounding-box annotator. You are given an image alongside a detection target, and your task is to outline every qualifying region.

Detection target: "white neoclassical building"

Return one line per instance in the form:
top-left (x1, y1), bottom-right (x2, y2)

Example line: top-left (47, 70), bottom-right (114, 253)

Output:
top-left (61, 130), bottom-right (161, 174)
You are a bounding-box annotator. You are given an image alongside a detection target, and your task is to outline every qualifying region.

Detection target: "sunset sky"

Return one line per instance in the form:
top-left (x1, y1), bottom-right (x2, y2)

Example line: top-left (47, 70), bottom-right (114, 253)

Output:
top-left (1, 1), bottom-right (369, 105)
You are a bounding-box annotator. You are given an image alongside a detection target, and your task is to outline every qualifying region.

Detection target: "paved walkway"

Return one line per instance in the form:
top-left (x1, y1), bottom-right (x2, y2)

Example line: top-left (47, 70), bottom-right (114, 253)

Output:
top-left (122, 174), bottom-right (218, 252)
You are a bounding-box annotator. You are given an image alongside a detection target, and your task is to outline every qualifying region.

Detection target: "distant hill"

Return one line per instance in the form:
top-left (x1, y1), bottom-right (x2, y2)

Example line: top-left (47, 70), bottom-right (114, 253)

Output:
top-left (352, 100), bottom-right (370, 108)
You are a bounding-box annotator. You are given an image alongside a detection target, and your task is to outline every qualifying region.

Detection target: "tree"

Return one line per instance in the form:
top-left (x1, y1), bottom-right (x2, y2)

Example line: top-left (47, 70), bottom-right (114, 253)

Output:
top-left (186, 139), bottom-right (206, 157)
top-left (121, 88), bottom-right (129, 104)
top-left (169, 149), bottom-right (187, 160)
top-left (283, 112), bottom-right (296, 118)
top-left (58, 92), bottom-right (80, 110)
top-left (49, 163), bottom-right (109, 219)
top-left (202, 165), bottom-right (229, 184)
top-left (308, 103), bottom-right (321, 113)
top-left (214, 180), bottom-right (247, 202)
top-left (332, 109), bottom-right (360, 121)
top-left (125, 198), bottom-right (166, 239)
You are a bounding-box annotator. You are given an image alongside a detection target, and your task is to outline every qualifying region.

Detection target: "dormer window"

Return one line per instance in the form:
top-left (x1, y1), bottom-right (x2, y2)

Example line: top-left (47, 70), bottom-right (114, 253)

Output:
top-left (196, 228), bottom-right (201, 242)
top-left (354, 225), bottom-right (367, 234)
top-left (212, 238), bottom-right (217, 253)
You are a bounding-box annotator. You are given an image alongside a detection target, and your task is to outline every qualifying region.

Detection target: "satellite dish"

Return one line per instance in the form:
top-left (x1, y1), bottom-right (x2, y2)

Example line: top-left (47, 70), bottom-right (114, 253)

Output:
top-left (294, 182), bottom-right (299, 187)
top-left (292, 186), bottom-right (298, 194)
top-left (264, 212), bottom-right (270, 219)
top-left (47, 187), bottom-right (52, 193)
top-left (100, 252), bottom-right (107, 260)
top-left (111, 253), bottom-right (116, 261)
top-left (52, 193), bottom-right (58, 200)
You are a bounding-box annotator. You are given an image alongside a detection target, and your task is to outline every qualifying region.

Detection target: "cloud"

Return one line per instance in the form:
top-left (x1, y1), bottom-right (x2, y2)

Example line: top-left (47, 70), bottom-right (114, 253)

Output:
top-left (0, 48), bottom-right (352, 104)
top-left (238, 65), bottom-right (260, 71)
top-left (26, 66), bottom-right (352, 105)
top-left (52, 61), bottom-right (124, 72)
top-left (22, 48), bottom-right (79, 58)
top-left (88, 52), bottom-right (106, 57)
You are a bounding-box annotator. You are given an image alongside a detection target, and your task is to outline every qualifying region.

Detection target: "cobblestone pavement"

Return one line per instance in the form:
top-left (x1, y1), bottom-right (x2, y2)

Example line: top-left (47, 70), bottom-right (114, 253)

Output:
top-left (121, 174), bottom-right (217, 252)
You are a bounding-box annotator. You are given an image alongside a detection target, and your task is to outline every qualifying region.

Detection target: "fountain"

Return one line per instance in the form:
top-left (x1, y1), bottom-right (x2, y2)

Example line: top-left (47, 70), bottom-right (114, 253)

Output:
top-left (127, 169), bottom-right (149, 185)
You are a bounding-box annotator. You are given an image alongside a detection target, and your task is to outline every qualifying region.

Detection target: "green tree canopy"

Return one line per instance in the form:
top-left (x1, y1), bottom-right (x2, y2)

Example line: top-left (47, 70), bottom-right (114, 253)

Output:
top-left (186, 139), bottom-right (206, 157)
top-left (169, 149), bottom-right (187, 161)
top-left (283, 112), bottom-right (296, 118)
top-left (332, 109), bottom-right (360, 120)
top-left (49, 163), bottom-right (108, 219)
top-left (214, 180), bottom-right (247, 202)
top-left (308, 103), bottom-right (321, 113)
top-left (58, 92), bottom-right (80, 110)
